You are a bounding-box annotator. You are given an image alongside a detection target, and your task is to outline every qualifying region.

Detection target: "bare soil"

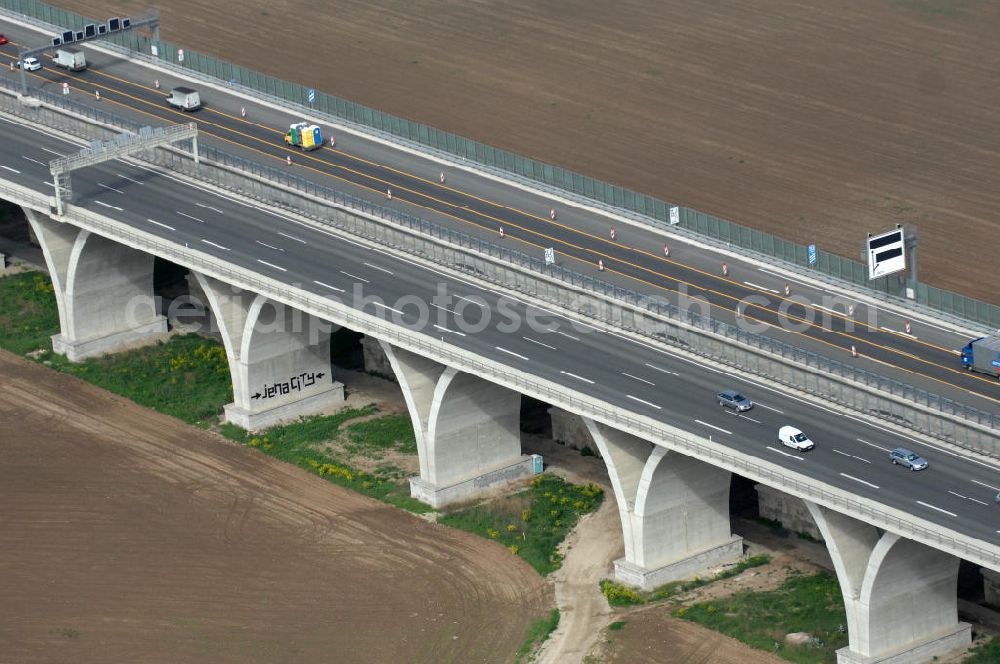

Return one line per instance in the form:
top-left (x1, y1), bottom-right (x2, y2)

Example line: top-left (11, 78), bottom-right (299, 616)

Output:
top-left (55, 0), bottom-right (1000, 303)
top-left (0, 350), bottom-right (551, 663)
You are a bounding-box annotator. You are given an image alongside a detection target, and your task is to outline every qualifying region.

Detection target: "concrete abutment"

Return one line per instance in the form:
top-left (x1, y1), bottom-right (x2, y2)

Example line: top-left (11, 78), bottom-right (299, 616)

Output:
top-left (378, 340), bottom-right (533, 507)
top-left (583, 418), bottom-right (742, 590)
top-left (25, 208), bottom-right (166, 360)
top-left (192, 272), bottom-right (344, 430)
top-left (805, 502), bottom-right (970, 663)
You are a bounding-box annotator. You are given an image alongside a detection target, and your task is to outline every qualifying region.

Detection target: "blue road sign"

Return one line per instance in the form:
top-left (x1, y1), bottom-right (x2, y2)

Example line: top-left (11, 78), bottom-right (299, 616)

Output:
top-left (307, 88), bottom-right (316, 104)
top-left (808, 243), bottom-right (817, 265)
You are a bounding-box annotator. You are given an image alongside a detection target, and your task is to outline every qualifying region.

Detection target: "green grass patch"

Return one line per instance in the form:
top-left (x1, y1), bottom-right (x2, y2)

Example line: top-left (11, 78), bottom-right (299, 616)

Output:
top-left (221, 408), bottom-right (433, 514)
top-left (0, 271), bottom-right (60, 354)
top-left (439, 474), bottom-right (603, 575)
top-left (42, 334), bottom-right (233, 424)
top-left (607, 620), bottom-right (626, 632)
top-left (343, 413), bottom-right (417, 457)
top-left (965, 636), bottom-right (1000, 663)
top-left (515, 609), bottom-right (560, 663)
top-left (675, 571), bottom-right (847, 663)
top-left (600, 554), bottom-right (771, 606)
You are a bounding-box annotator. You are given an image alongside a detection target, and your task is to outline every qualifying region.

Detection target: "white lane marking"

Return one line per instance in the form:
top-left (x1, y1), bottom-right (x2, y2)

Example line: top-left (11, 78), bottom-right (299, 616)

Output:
top-left (1, 165), bottom-right (21, 174)
top-left (363, 262), bottom-right (394, 275)
top-left (855, 438), bottom-right (890, 452)
top-left (833, 449), bottom-right (871, 464)
top-left (916, 500), bottom-right (956, 517)
top-left (434, 324), bottom-right (466, 337)
top-left (743, 281), bottom-right (779, 294)
top-left (555, 330), bottom-right (580, 341)
top-left (93, 200), bottom-right (123, 212)
top-left (948, 490), bottom-right (989, 507)
top-left (972, 479), bottom-right (1000, 492)
top-left (738, 414), bottom-right (762, 424)
top-left (432, 303), bottom-right (458, 315)
top-left (313, 280), bottom-right (344, 293)
top-left (767, 446), bottom-right (804, 461)
top-left (523, 336), bottom-right (557, 350)
top-left (495, 346), bottom-right (529, 361)
top-left (257, 259), bottom-right (287, 272)
top-left (561, 371), bottom-right (595, 385)
top-left (176, 211), bottom-right (205, 224)
top-left (97, 182), bottom-right (124, 194)
top-left (22, 156), bottom-right (45, 166)
top-left (627, 394), bottom-right (662, 410)
top-left (40, 147), bottom-right (63, 156)
top-left (278, 231), bottom-right (306, 244)
top-left (880, 326), bottom-right (917, 340)
top-left (339, 270), bottom-right (369, 283)
top-left (196, 203), bottom-right (224, 214)
top-left (255, 240), bottom-right (284, 251)
top-left (695, 420), bottom-right (731, 435)
top-left (840, 473), bottom-right (880, 490)
top-left (115, 173), bottom-right (144, 185)
top-left (200, 239), bottom-right (229, 251)
top-left (371, 302), bottom-right (405, 315)
top-left (758, 268), bottom-right (830, 294)
top-left (146, 218), bottom-right (176, 231)
top-left (622, 372), bottom-right (654, 386)
top-left (754, 402), bottom-right (784, 414)
top-left (811, 303), bottom-right (848, 316)
top-left (644, 362), bottom-right (679, 376)
top-left (456, 295), bottom-right (485, 306)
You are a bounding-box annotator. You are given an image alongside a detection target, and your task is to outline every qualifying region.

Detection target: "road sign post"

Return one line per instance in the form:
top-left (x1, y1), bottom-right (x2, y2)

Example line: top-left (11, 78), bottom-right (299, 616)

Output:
top-left (808, 243), bottom-right (816, 266)
top-left (544, 248), bottom-right (555, 266)
top-left (307, 88), bottom-right (316, 105)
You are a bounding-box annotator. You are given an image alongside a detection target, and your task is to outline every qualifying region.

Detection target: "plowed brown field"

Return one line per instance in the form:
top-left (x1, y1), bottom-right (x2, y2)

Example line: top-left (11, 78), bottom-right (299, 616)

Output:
top-left (56, 0), bottom-right (1000, 303)
top-left (0, 351), bottom-right (550, 663)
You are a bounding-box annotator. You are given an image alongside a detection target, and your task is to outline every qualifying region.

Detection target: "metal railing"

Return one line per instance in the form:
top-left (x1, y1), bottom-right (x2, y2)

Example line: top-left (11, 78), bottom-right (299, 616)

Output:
top-left (3, 176), bottom-right (996, 569)
top-left (0, 79), bottom-right (996, 456)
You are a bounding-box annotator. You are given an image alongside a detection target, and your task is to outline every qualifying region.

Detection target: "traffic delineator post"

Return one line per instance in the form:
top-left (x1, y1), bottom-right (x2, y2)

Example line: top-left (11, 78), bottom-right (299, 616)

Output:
top-left (598, 259), bottom-right (605, 271)
top-left (851, 345), bottom-right (858, 358)
top-left (154, 79), bottom-right (160, 89)
top-left (549, 208), bottom-right (556, 220)
top-left (499, 226), bottom-right (505, 239)
top-left (286, 155), bottom-right (292, 166)
top-left (610, 226), bottom-right (617, 241)
top-left (784, 283), bottom-right (791, 296)
top-left (722, 263), bottom-right (729, 276)
top-left (387, 189), bottom-right (392, 200)
top-left (94, 89), bottom-right (100, 101)
top-left (905, 320), bottom-right (911, 334)
top-left (848, 303), bottom-right (855, 316)
top-left (240, 106), bottom-right (246, 118)
top-left (439, 172), bottom-right (446, 184)
top-left (663, 243), bottom-right (670, 257)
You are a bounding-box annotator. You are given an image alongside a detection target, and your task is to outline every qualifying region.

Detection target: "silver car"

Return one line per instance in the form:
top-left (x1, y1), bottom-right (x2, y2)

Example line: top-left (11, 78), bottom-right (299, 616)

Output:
top-left (717, 389), bottom-right (753, 412)
top-left (889, 447), bottom-right (928, 471)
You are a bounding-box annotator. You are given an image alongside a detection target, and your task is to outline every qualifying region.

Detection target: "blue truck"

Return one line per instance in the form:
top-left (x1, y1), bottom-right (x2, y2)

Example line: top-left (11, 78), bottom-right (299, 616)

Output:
top-left (961, 336), bottom-right (1000, 380)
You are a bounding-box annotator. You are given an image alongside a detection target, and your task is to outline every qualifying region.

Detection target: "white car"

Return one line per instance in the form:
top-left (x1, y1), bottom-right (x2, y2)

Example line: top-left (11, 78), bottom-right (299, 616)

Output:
top-left (19, 56), bottom-right (41, 71)
top-left (778, 425), bottom-right (814, 451)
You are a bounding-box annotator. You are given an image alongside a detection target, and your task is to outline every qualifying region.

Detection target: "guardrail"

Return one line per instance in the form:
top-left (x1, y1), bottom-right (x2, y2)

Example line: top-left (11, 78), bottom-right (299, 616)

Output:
top-left (0, 77), bottom-right (996, 457)
top-left (3, 0), bottom-right (997, 331)
top-left (2, 175), bottom-right (996, 570)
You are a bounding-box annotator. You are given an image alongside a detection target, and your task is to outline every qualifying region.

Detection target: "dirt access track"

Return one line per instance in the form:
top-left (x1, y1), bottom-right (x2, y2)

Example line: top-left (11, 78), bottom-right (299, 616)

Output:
top-left (0, 351), bottom-right (550, 663)
top-left (51, 0), bottom-right (1000, 303)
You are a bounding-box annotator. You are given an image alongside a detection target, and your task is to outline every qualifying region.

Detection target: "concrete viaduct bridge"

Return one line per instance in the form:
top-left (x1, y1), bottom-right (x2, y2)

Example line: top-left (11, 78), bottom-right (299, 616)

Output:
top-left (0, 106), bottom-right (997, 664)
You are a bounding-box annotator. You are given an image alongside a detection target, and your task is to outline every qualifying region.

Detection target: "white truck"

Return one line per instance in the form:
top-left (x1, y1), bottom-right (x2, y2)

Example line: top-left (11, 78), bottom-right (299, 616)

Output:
top-left (53, 48), bottom-right (86, 72)
top-left (166, 87), bottom-right (201, 111)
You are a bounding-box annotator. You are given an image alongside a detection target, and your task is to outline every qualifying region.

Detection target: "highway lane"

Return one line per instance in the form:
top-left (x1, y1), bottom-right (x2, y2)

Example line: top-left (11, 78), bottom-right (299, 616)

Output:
top-left (1, 122), bottom-right (998, 546)
top-left (0, 24), bottom-right (996, 408)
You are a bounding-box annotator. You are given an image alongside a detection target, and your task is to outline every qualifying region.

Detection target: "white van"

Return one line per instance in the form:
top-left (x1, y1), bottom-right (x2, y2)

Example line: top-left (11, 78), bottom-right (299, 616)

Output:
top-left (166, 87), bottom-right (201, 111)
top-left (777, 425), bottom-right (815, 451)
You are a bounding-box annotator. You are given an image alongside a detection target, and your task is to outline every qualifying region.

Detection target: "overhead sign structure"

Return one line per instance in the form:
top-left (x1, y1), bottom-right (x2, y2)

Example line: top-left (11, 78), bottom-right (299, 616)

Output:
top-left (866, 227), bottom-right (906, 280)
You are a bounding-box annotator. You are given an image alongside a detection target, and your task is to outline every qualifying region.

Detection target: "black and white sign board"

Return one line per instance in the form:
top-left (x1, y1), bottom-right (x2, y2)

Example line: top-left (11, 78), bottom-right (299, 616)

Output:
top-left (867, 227), bottom-right (906, 279)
